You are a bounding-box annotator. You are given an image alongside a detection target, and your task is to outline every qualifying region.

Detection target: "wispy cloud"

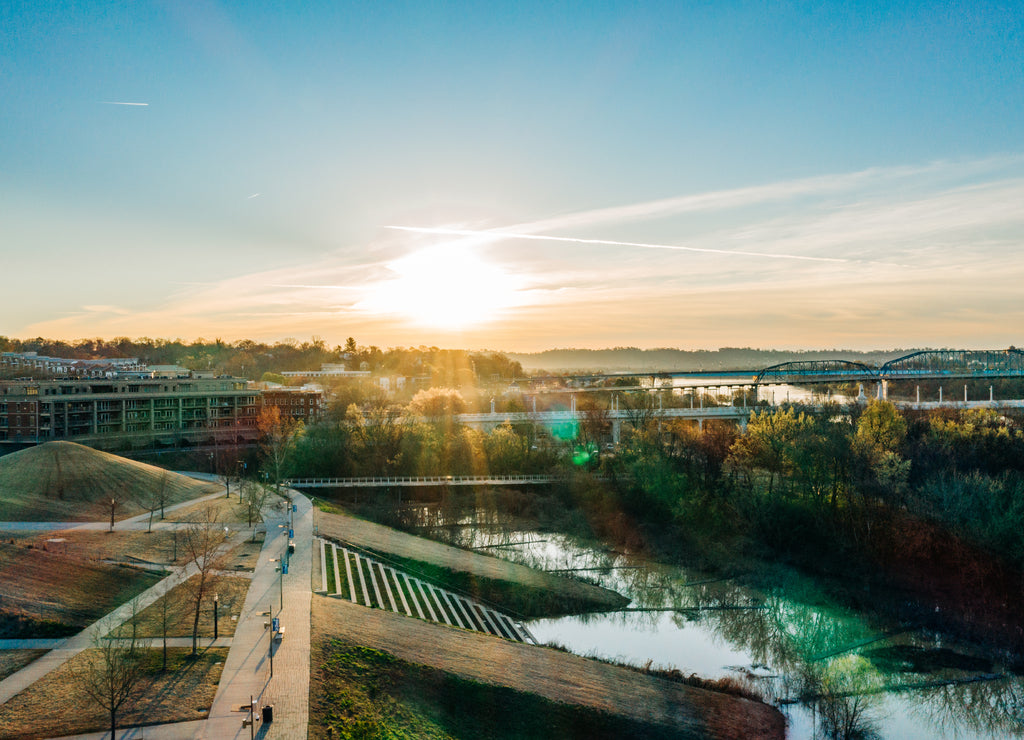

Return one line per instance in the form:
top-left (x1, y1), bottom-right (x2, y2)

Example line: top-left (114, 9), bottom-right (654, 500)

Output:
top-left (20, 156), bottom-right (1024, 350)
top-left (386, 225), bottom-right (860, 264)
top-left (99, 101), bottom-right (149, 106)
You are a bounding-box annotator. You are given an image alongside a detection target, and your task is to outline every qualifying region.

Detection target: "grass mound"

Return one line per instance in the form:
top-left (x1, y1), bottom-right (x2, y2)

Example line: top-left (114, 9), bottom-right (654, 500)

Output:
top-left (0, 441), bottom-right (220, 521)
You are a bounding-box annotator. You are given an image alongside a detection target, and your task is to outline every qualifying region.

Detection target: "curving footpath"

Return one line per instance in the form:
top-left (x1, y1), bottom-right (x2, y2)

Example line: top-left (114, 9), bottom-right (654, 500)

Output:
top-left (0, 488), bottom-right (314, 740)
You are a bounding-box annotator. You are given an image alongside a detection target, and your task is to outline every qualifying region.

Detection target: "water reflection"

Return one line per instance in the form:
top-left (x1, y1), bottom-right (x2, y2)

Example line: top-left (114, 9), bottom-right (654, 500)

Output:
top-left (395, 501), bottom-right (1024, 739)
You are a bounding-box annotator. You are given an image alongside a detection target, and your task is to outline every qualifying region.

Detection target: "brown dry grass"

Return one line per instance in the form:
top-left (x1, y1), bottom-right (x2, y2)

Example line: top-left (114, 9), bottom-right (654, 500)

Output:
top-left (317, 510), bottom-right (625, 609)
top-left (115, 575), bottom-right (251, 638)
top-left (20, 529), bottom-right (178, 565)
top-left (0, 442), bottom-right (221, 522)
top-left (1, 528), bottom-right (262, 573)
top-left (0, 651), bottom-right (45, 682)
top-left (311, 595), bottom-right (785, 740)
top-left (162, 490), bottom-right (283, 524)
top-left (0, 647), bottom-right (226, 739)
top-left (0, 543), bottom-right (162, 633)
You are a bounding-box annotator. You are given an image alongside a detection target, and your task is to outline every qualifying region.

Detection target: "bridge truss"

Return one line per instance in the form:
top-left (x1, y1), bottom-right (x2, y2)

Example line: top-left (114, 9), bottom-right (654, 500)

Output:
top-left (880, 349), bottom-right (1024, 378)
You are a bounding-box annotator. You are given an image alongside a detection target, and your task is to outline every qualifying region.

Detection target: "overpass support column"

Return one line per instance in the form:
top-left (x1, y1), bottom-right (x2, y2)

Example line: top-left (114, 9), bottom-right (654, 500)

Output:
top-left (612, 420), bottom-right (621, 445)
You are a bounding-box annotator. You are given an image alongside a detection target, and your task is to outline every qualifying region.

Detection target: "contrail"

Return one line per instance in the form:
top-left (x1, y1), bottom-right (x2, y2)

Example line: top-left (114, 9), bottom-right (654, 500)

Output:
top-left (100, 101), bottom-right (149, 106)
top-left (385, 225), bottom-right (850, 264)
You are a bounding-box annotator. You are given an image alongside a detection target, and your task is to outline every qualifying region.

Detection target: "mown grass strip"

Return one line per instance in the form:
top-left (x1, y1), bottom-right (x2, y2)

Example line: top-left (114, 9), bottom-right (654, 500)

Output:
top-left (331, 544), bottom-right (343, 598)
top-left (391, 568), bottom-right (413, 616)
top-left (324, 544), bottom-right (337, 594)
top-left (342, 547), bottom-right (356, 603)
top-left (367, 558), bottom-right (385, 609)
top-left (378, 563), bottom-right (398, 612)
top-left (354, 554), bottom-right (371, 607)
top-left (316, 538), bottom-right (327, 592)
top-left (406, 575), bottom-right (428, 620)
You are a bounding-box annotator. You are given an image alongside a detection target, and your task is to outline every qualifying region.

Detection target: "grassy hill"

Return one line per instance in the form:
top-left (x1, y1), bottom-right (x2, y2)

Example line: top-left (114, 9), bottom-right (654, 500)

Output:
top-left (0, 441), bottom-right (221, 521)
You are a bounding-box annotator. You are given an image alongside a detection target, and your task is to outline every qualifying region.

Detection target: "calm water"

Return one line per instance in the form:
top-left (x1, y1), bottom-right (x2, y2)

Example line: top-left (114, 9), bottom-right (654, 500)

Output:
top-left (406, 508), bottom-right (1024, 739)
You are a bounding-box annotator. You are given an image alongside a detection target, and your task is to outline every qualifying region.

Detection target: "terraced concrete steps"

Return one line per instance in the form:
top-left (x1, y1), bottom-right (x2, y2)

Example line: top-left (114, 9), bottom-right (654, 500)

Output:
top-left (316, 537), bottom-right (535, 644)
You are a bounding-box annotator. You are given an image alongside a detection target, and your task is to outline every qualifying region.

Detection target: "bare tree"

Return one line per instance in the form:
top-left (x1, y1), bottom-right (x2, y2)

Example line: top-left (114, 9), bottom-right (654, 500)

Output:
top-left (181, 508), bottom-right (228, 656)
top-left (157, 590), bottom-right (177, 671)
top-left (141, 472), bottom-right (171, 534)
top-left (70, 601), bottom-right (144, 740)
top-left (619, 391), bottom-right (661, 437)
top-left (237, 480), bottom-right (271, 541)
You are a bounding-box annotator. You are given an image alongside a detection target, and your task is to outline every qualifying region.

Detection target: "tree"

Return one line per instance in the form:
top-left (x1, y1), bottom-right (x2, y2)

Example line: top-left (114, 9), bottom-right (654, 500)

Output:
top-left (70, 602), bottom-right (144, 740)
top-left (346, 400), bottom-right (407, 476)
top-left (237, 480), bottom-right (271, 541)
top-left (729, 408), bottom-right (807, 495)
top-left (619, 391), bottom-right (660, 438)
top-left (141, 471), bottom-right (171, 533)
top-left (258, 406), bottom-right (304, 487)
top-left (408, 387), bottom-right (467, 423)
top-left (181, 508), bottom-right (228, 656)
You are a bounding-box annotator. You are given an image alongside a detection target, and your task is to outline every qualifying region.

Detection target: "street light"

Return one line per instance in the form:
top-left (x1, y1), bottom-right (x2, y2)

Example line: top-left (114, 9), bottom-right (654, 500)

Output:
top-left (213, 593), bottom-right (219, 640)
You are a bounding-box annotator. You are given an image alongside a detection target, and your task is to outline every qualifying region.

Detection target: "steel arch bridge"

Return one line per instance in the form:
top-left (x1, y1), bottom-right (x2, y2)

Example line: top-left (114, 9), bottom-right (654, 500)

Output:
top-left (754, 360), bottom-right (879, 385)
top-left (880, 349), bottom-right (1024, 379)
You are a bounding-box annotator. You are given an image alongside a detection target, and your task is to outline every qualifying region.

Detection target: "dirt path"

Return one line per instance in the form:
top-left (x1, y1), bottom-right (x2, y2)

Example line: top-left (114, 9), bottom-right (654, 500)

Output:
top-left (316, 510), bottom-right (625, 609)
top-left (312, 596), bottom-right (785, 740)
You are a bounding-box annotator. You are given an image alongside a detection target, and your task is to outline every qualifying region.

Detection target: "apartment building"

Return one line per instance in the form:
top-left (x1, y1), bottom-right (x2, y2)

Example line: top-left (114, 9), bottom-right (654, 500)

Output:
top-left (260, 387), bottom-right (324, 423)
top-left (0, 377), bottom-right (259, 450)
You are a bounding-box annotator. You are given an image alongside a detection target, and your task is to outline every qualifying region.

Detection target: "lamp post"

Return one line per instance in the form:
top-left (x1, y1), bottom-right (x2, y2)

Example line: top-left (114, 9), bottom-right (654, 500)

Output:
top-left (267, 607), bottom-right (274, 679)
top-left (109, 498), bottom-right (116, 531)
top-left (213, 593), bottom-right (219, 640)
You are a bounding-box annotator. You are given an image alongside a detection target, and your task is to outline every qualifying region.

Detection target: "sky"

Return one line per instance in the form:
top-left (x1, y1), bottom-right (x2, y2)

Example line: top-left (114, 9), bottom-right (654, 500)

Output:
top-left (2, 1), bottom-right (1023, 352)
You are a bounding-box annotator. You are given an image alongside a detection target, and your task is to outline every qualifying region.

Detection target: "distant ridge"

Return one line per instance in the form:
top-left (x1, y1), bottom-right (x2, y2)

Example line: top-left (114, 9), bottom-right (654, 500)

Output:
top-left (0, 441), bottom-right (221, 521)
top-left (506, 347), bottom-right (922, 373)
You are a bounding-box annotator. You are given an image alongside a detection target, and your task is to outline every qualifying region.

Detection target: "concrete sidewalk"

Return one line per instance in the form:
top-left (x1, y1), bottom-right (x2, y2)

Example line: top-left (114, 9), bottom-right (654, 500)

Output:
top-left (47, 491), bottom-right (313, 740)
top-left (0, 489), bottom-right (228, 532)
top-left (0, 529), bottom-right (250, 706)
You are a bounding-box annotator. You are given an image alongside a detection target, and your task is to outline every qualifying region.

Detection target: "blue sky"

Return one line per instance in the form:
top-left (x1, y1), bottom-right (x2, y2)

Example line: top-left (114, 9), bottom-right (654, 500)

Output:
top-left (2, 1), bottom-right (1023, 350)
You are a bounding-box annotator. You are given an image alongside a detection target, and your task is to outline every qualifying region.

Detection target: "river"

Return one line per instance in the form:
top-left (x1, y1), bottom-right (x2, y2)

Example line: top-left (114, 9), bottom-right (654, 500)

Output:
top-left (398, 505), bottom-right (1024, 739)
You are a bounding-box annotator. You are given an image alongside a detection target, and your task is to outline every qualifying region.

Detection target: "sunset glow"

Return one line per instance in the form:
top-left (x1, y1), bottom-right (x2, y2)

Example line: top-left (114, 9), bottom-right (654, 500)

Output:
top-left (354, 245), bottom-right (527, 330)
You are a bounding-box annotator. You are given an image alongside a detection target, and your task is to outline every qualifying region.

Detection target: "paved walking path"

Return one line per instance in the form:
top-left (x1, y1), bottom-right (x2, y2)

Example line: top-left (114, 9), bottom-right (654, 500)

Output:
top-left (42, 490), bottom-right (313, 740)
top-left (0, 538), bottom-right (231, 706)
top-left (0, 488), bottom-right (229, 532)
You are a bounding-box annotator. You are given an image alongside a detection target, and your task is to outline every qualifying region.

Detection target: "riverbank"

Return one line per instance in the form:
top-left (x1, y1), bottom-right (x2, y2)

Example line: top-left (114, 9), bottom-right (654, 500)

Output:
top-left (315, 508), bottom-right (628, 615)
top-left (310, 595), bottom-right (785, 739)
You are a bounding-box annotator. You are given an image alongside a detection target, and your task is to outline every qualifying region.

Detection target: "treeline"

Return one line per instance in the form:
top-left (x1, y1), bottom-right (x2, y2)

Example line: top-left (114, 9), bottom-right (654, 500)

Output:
top-left (282, 388), bottom-right (559, 479)
top-left (274, 394), bottom-right (1024, 649)
top-left (0, 336), bottom-right (522, 383)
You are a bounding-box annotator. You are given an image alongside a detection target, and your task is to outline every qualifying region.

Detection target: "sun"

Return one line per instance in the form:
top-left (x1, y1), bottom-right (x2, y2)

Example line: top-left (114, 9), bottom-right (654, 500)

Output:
top-left (354, 245), bottom-right (525, 329)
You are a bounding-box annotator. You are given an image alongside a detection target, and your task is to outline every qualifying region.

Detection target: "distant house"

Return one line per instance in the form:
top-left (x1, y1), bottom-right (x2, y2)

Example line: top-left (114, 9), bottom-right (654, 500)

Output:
top-left (260, 387), bottom-right (324, 423)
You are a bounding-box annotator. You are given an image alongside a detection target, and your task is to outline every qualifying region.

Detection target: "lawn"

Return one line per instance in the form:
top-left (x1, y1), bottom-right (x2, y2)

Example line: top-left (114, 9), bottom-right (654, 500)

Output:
top-left (114, 574), bottom-right (251, 638)
top-left (0, 647), bottom-right (227, 739)
top-left (0, 543), bottom-right (162, 637)
top-left (0, 651), bottom-right (46, 682)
